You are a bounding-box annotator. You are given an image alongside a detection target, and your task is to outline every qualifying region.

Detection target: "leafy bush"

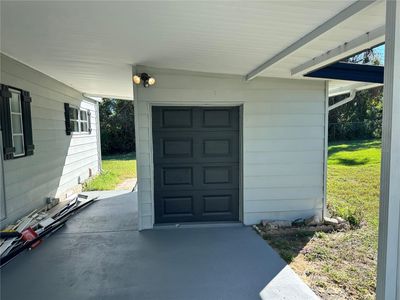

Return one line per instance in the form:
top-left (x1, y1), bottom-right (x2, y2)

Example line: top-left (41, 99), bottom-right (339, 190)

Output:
top-left (328, 203), bottom-right (365, 228)
top-left (346, 208), bottom-right (365, 228)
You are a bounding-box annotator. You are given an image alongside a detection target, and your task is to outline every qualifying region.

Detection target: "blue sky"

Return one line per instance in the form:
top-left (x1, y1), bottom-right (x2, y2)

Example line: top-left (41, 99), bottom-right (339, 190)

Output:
top-left (373, 44), bottom-right (385, 65)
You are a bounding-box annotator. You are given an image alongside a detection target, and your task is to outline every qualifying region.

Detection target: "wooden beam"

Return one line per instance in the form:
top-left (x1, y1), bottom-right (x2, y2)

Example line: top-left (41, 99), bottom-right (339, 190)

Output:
top-left (292, 26), bottom-right (385, 76)
top-left (376, 0), bottom-right (400, 299)
top-left (245, 0), bottom-right (378, 80)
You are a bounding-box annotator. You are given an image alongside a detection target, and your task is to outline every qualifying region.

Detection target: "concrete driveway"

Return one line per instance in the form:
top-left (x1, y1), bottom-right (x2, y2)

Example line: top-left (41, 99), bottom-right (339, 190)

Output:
top-left (1, 191), bottom-right (318, 300)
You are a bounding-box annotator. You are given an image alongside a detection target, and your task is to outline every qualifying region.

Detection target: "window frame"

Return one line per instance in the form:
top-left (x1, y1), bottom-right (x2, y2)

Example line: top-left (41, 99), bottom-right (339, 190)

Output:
top-left (79, 110), bottom-right (89, 133)
top-left (8, 88), bottom-right (25, 157)
top-left (0, 84), bottom-right (34, 160)
top-left (69, 106), bottom-right (90, 134)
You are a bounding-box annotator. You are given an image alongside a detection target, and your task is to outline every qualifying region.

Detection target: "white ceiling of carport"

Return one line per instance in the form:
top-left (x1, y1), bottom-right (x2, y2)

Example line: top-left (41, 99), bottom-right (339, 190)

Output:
top-left (0, 1), bottom-right (385, 99)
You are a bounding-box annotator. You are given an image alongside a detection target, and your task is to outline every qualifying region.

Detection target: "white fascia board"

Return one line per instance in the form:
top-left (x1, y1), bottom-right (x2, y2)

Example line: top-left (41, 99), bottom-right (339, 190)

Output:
top-left (83, 94), bottom-right (103, 102)
top-left (83, 93), bottom-right (134, 101)
top-left (245, 0), bottom-right (378, 81)
top-left (329, 82), bottom-right (383, 97)
top-left (292, 26), bottom-right (385, 76)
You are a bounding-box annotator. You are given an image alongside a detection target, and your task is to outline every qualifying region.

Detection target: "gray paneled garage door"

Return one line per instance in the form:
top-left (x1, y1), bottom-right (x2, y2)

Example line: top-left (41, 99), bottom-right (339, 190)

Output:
top-left (152, 106), bottom-right (239, 224)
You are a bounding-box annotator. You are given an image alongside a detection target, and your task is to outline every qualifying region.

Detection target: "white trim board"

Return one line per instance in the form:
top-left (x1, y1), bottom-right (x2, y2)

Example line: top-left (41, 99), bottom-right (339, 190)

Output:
top-left (292, 26), bottom-right (385, 76)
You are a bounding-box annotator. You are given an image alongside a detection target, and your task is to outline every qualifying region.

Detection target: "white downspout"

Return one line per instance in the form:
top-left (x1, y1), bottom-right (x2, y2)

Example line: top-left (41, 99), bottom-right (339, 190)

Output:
top-left (328, 90), bottom-right (357, 111)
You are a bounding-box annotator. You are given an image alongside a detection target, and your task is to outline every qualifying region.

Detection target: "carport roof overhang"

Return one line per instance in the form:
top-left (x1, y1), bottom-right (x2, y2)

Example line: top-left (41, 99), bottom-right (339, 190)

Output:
top-left (0, 0), bottom-right (386, 100)
top-left (305, 62), bottom-right (384, 84)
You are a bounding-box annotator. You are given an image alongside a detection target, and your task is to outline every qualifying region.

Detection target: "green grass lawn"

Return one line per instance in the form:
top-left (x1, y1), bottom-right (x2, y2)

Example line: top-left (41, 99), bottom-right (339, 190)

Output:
top-left (264, 139), bottom-right (381, 300)
top-left (314, 139), bottom-right (380, 299)
top-left (83, 152), bottom-right (137, 191)
top-left (328, 140), bottom-right (381, 231)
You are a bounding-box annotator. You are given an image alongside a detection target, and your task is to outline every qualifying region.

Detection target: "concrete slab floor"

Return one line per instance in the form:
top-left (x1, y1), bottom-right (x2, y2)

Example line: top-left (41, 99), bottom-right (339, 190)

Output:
top-left (0, 191), bottom-right (318, 300)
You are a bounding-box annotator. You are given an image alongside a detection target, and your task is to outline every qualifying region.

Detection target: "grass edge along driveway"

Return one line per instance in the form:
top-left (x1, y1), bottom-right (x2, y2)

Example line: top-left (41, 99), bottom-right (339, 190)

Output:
top-left (265, 140), bottom-right (381, 300)
top-left (84, 152), bottom-right (137, 191)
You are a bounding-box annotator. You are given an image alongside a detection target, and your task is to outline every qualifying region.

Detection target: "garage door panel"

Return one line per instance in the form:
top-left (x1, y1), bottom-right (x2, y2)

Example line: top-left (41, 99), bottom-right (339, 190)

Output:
top-left (162, 108), bottom-right (193, 128)
top-left (155, 190), bottom-right (239, 223)
top-left (155, 165), bottom-right (194, 190)
top-left (153, 107), bottom-right (239, 131)
top-left (199, 132), bottom-right (239, 162)
top-left (201, 190), bottom-right (239, 220)
top-left (162, 167), bottom-right (193, 186)
top-left (202, 108), bottom-right (239, 129)
top-left (163, 196), bottom-right (194, 216)
top-left (155, 164), bottom-right (238, 191)
top-left (155, 192), bottom-right (196, 223)
top-left (152, 107), bottom-right (193, 129)
top-left (153, 136), bottom-right (194, 163)
top-left (153, 106), bottom-right (239, 223)
top-left (203, 195), bottom-right (232, 214)
top-left (201, 164), bottom-right (239, 190)
top-left (203, 166), bottom-right (231, 184)
top-left (203, 139), bottom-right (231, 156)
top-left (153, 135), bottom-right (238, 164)
top-left (162, 138), bottom-right (193, 158)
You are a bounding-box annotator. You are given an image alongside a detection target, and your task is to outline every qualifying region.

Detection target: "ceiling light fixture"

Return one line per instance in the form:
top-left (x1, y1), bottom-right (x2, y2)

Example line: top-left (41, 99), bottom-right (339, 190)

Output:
top-left (132, 73), bottom-right (156, 88)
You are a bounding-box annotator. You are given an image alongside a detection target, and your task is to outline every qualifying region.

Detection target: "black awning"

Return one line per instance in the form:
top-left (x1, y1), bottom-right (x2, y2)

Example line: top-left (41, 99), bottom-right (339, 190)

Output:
top-left (305, 62), bottom-right (384, 84)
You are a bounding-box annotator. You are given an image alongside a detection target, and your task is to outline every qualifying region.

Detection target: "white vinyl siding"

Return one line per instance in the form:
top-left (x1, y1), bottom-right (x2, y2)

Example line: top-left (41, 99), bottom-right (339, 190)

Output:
top-left (134, 67), bottom-right (326, 230)
top-left (0, 54), bottom-right (101, 227)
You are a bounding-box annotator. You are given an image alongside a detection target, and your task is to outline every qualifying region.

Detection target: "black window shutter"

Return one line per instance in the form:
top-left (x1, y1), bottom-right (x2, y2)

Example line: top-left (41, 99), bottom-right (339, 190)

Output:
top-left (64, 103), bottom-right (71, 135)
top-left (0, 84), bottom-right (14, 160)
top-left (88, 111), bottom-right (92, 134)
top-left (21, 90), bottom-right (34, 156)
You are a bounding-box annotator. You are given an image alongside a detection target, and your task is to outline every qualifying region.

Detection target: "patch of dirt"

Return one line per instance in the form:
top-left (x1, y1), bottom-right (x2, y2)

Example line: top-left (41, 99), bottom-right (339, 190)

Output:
top-left (255, 224), bottom-right (377, 300)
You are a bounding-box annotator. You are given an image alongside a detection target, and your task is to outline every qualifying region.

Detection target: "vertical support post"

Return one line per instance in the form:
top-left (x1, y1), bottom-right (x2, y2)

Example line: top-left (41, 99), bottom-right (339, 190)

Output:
top-left (376, 0), bottom-right (400, 299)
top-left (95, 101), bottom-right (102, 174)
top-left (322, 81), bottom-right (329, 219)
top-left (132, 65), bottom-right (143, 230)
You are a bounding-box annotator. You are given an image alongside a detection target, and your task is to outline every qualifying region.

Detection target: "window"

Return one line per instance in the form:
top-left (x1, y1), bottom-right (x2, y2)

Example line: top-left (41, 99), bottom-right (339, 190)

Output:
top-left (9, 89), bottom-right (25, 157)
top-left (80, 110), bottom-right (89, 132)
top-left (64, 103), bottom-right (91, 135)
top-left (69, 107), bottom-right (80, 132)
top-left (0, 84), bottom-right (34, 160)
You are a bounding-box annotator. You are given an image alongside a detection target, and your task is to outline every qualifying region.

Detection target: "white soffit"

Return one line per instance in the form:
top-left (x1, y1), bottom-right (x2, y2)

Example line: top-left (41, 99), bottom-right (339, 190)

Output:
top-left (0, 1), bottom-right (385, 99)
top-left (329, 80), bottom-right (383, 97)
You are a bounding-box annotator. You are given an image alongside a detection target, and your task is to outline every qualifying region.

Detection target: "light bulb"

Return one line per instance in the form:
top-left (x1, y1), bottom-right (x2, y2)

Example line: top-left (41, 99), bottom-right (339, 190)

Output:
top-left (148, 77), bottom-right (156, 86)
top-left (133, 75), bottom-right (141, 85)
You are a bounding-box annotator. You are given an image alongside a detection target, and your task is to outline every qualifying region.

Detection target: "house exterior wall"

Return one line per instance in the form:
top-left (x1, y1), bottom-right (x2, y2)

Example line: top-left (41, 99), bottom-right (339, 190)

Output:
top-left (134, 66), bottom-right (327, 230)
top-left (0, 54), bottom-right (101, 227)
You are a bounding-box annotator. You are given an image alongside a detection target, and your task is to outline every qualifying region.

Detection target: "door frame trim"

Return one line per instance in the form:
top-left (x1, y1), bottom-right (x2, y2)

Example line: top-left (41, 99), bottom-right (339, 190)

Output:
top-left (148, 102), bottom-right (244, 226)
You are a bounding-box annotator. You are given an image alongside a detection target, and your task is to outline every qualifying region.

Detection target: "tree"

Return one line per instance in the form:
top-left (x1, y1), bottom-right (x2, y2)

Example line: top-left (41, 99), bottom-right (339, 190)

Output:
top-left (329, 87), bottom-right (383, 141)
top-left (328, 46), bottom-right (383, 141)
top-left (99, 99), bottom-right (135, 155)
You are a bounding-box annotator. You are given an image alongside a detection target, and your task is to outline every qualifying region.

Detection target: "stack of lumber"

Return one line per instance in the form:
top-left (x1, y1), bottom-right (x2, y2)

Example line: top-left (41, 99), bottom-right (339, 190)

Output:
top-left (0, 194), bottom-right (98, 267)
